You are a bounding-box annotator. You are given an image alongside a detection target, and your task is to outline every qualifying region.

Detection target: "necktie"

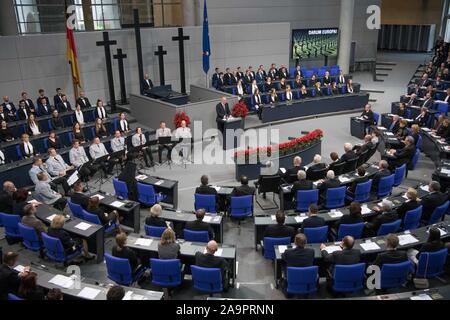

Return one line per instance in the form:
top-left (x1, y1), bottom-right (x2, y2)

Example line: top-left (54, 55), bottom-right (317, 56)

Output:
top-left (26, 100), bottom-right (29, 107)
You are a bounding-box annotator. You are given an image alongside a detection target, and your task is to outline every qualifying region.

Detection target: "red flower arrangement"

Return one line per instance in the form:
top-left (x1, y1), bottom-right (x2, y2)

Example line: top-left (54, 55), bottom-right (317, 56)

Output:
top-left (232, 101), bottom-right (249, 119)
top-left (173, 111), bottom-right (191, 128)
top-left (234, 129), bottom-right (323, 162)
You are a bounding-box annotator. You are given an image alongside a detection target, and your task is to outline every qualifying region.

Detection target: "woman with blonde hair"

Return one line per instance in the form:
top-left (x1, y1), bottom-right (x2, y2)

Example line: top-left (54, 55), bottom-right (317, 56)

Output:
top-left (158, 228), bottom-right (180, 260)
top-left (145, 204), bottom-right (167, 227)
top-left (285, 85), bottom-right (293, 102)
top-left (395, 188), bottom-right (420, 220)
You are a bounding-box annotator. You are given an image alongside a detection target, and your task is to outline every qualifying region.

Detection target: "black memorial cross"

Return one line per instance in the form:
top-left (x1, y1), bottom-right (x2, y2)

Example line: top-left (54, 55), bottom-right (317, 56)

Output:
top-left (154, 45), bottom-right (168, 86)
top-left (172, 28), bottom-right (190, 95)
top-left (133, 9), bottom-right (146, 95)
top-left (96, 31), bottom-right (117, 112)
top-left (113, 49), bottom-right (128, 105)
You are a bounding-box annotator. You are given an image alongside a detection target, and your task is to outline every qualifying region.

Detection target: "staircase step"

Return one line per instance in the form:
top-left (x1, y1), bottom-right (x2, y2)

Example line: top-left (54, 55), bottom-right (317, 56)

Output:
top-left (362, 89), bottom-right (385, 94)
top-left (376, 73), bottom-right (389, 77)
top-left (376, 62), bottom-right (397, 66)
top-left (376, 67), bottom-right (393, 71)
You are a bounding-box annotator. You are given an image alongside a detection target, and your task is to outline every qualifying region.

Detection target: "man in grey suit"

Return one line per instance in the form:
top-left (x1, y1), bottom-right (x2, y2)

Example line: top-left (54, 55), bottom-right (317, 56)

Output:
top-left (89, 137), bottom-right (114, 175)
top-left (34, 172), bottom-right (67, 210)
top-left (45, 149), bottom-right (74, 195)
top-left (155, 121), bottom-right (173, 164)
top-left (132, 127), bottom-right (154, 167)
top-left (29, 157), bottom-right (70, 195)
top-left (69, 140), bottom-right (95, 181)
top-left (111, 130), bottom-right (128, 164)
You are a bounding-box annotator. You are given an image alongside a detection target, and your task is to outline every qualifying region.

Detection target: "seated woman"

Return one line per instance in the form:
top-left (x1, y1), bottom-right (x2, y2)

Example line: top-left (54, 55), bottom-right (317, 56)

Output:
top-left (47, 131), bottom-right (62, 150)
top-left (323, 71), bottom-right (332, 86)
top-left (20, 133), bottom-right (37, 159)
top-left (50, 110), bottom-right (65, 130)
top-left (347, 79), bottom-right (355, 94)
top-left (0, 120), bottom-right (14, 142)
top-left (300, 85), bottom-right (309, 98)
top-left (395, 119), bottom-right (409, 139)
top-left (314, 81), bottom-right (324, 97)
top-left (95, 118), bottom-right (108, 138)
top-left (145, 204), bottom-right (169, 228)
top-left (264, 77), bottom-right (274, 93)
top-left (47, 215), bottom-right (93, 260)
top-left (72, 122), bottom-right (85, 143)
top-left (17, 272), bottom-right (45, 301)
top-left (250, 79), bottom-right (259, 96)
top-left (409, 124), bottom-right (420, 146)
top-left (408, 227), bottom-right (445, 265)
top-left (396, 188), bottom-right (420, 220)
top-left (12, 188), bottom-right (29, 216)
top-left (74, 104), bottom-right (85, 125)
top-left (334, 202), bottom-right (363, 231)
top-left (268, 88), bottom-right (278, 104)
top-left (279, 78), bottom-right (287, 91)
top-left (86, 196), bottom-right (120, 228)
top-left (294, 75), bottom-right (303, 89)
top-left (331, 81), bottom-right (340, 95)
top-left (236, 79), bottom-right (246, 99)
top-left (26, 114), bottom-right (41, 136)
top-left (112, 232), bottom-right (139, 272)
top-left (158, 228), bottom-right (180, 260)
top-left (285, 85), bottom-right (293, 102)
top-left (397, 102), bottom-right (408, 118)
top-left (310, 74), bottom-right (318, 86)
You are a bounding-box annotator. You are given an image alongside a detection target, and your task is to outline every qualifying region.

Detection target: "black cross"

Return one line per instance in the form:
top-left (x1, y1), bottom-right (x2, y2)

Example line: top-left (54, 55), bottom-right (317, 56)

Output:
top-left (172, 28), bottom-right (190, 95)
top-left (96, 31), bottom-right (117, 112)
top-left (113, 49), bottom-right (128, 105)
top-left (154, 45), bottom-right (168, 86)
top-left (133, 9), bottom-right (146, 95)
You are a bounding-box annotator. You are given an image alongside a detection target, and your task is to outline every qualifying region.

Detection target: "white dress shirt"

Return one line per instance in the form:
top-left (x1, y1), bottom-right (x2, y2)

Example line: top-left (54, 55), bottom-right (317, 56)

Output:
top-left (89, 143), bottom-right (109, 160)
top-left (286, 91), bottom-right (293, 101)
top-left (156, 128), bottom-right (172, 139)
top-left (23, 142), bottom-right (34, 156)
top-left (75, 110), bottom-right (85, 124)
top-left (0, 150), bottom-right (5, 165)
top-left (96, 107), bottom-right (107, 119)
top-left (175, 127), bottom-right (192, 139)
top-left (29, 122), bottom-right (41, 135)
top-left (120, 119), bottom-right (129, 132)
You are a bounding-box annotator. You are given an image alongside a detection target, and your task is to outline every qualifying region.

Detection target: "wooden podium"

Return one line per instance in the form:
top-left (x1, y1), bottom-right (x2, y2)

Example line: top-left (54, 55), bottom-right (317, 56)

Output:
top-left (220, 117), bottom-right (242, 150)
top-left (350, 117), bottom-right (369, 139)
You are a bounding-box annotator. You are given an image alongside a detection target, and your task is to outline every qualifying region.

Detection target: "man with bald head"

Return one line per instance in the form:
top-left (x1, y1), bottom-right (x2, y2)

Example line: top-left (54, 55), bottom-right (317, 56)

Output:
top-left (339, 143), bottom-right (357, 163)
top-left (320, 236), bottom-right (361, 269)
top-left (0, 181), bottom-right (16, 213)
top-left (195, 240), bottom-right (230, 290)
top-left (216, 97), bottom-right (231, 134)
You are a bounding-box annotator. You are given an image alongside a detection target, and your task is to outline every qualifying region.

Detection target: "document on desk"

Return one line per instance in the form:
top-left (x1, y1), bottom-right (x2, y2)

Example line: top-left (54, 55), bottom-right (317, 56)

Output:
top-left (204, 248), bottom-right (223, 256)
top-left (91, 194), bottom-right (105, 200)
top-left (295, 216), bottom-right (308, 223)
top-left (77, 287), bottom-right (101, 300)
top-left (110, 201), bottom-right (125, 208)
top-left (398, 234), bottom-right (419, 246)
top-left (361, 205), bottom-right (372, 215)
top-left (279, 168), bottom-right (286, 174)
top-left (123, 291), bottom-right (146, 301)
top-left (328, 211), bottom-right (344, 218)
top-left (134, 238), bottom-right (153, 247)
top-left (27, 199), bottom-right (40, 205)
top-left (14, 265), bottom-right (25, 273)
top-left (49, 274), bottom-right (74, 289)
top-left (271, 215), bottom-right (276, 221)
top-left (420, 185), bottom-right (430, 192)
top-left (338, 176), bottom-right (351, 183)
top-left (75, 222), bottom-right (91, 231)
top-left (421, 127), bottom-right (431, 132)
top-left (377, 126), bottom-right (386, 130)
top-left (135, 175), bottom-right (148, 181)
top-left (410, 294), bottom-right (433, 301)
top-left (212, 186), bottom-right (221, 192)
top-left (67, 170), bottom-right (79, 187)
top-left (203, 216), bottom-right (213, 223)
top-left (46, 214), bottom-right (58, 222)
top-left (154, 180), bottom-right (165, 186)
top-left (440, 169), bottom-right (450, 176)
top-left (360, 242), bottom-right (381, 252)
top-left (278, 245), bottom-right (288, 254)
top-left (324, 245), bottom-right (342, 254)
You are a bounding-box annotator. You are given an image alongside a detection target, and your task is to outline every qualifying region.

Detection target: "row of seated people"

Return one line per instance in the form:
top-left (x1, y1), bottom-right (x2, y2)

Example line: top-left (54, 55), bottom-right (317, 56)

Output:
top-left (212, 63), bottom-right (342, 88)
top-left (390, 101), bottom-right (437, 129)
top-left (0, 89), bottom-right (102, 123)
top-left (0, 113), bottom-right (132, 164)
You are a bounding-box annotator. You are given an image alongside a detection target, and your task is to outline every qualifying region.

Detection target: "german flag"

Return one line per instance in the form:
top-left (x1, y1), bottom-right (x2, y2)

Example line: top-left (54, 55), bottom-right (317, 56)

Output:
top-left (66, 2), bottom-right (81, 90)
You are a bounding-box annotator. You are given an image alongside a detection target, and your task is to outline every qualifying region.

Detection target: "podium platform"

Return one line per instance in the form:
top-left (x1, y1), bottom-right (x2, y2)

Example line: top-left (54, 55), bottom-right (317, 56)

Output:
top-left (350, 117), bottom-right (369, 139)
top-left (220, 117), bottom-right (242, 150)
top-left (145, 85), bottom-right (189, 106)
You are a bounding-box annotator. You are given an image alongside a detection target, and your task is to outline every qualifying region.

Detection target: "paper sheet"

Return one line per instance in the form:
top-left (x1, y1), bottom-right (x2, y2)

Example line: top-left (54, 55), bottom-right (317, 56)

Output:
top-left (295, 216), bottom-right (308, 223)
top-left (360, 242), bottom-right (381, 251)
top-left (271, 215), bottom-right (276, 221)
top-left (75, 222), bottom-right (91, 231)
top-left (278, 245), bottom-right (288, 254)
top-left (91, 194), bottom-right (105, 200)
top-left (420, 185), bottom-right (430, 192)
top-left (410, 294), bottom-right (433, 301)
top-left (385, 132), bottom-right (394, 136)
top-left (134, 238), bottom-right (153, 247)
top-left (155, 180), bottom-right (164, 186)
top-left (398, 234), bottom-right (419, 246)
top-left (110, 201), bottom-right (125, 208)
top-left (329, 210), bottom-right (344, 218)
top-left (67, 170), bottom-right (79, 187)
top-left (204, 248), bottom-right (223, 256)
top-left (441, 169), bottom-right (450, 175)
top-left (212, 186), bottom-right (221, 192)
top-left (49, 274), bottom-right (74, 289)
top-left (279, 168), bottom-right (286, 174)
top-left (339, 176), bottom-right (351, 183)
top-left (361, 205), bottom-right (372, 215)
top-left (27, 199), bottom-right (40, 205)
top-left (14, 265), bottom-right (25, 273)
top-left (325, 245), bottom-right (342, 254)
top-left (46, 214), bottom-right (58, 222)
top-left (77, 287), bottom-right (101, 300)
top-left (203, 216), bottom-right (212, 223)
top-left (123, 291), bottom-right (145, 301)
top-left (135, 175), bottom-right (148, 181)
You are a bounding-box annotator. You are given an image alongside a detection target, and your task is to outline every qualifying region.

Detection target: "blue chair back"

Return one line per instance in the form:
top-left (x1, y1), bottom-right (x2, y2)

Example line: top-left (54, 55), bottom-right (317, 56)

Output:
top-left (403, 206), bottom-right (422, 230)
top-left (380, 261), bottom-right (412, 289)
top-left (194, 194), bottom-right (217, 214)
top-left (373, 112), bottom-right (380, 125)
top-left (68, 200), bottom-right (84, 219)
top-left (353, 180), bottom-right (372, 202)
top-left (113, 178), bottom-right (129, 199)
top-left (18, 223), bottom-right (41, 251)
top-left (105, 253), bottom-right (134, 286)
top-left (145, 225), bottom-right (166, 238)
top-left (191, 266), bottom-right (223, 293)
top-left (82, 210), bottom-right (102, 225)
top-left (416, 134), bottom-right (423, 149)
top-left (333, 263), bottom-right (366, 293)
top-left (416, 248), bottom-right (448, 278)
top-left (0, 213), bottom-right (21, 239)
top-left (393, 164), bottom-right (406, 187)
top-left (150, 259), bottom-right (182, 287)
top-left (377, 219), bottom-right (402, 236)
top-left (8, 293), bottom-right (23, 300)
top-left (296, 189), bottom-right (319, 212)
top-left (408, 149), bottom-right (420, 170)
top-left (263, 237), bottom-right (291, 260)
top-left (377, 174), bottom-right (395, 198)
top-left (184, 229), bottom-right (209, 243)
top-left (230, 195), bottom-right (253, 218)
top-left (42, 232), bottom-right (79, 263)
top-left (325, 187), bottom-right (346, 209)
top-left (428, 201), bottom-right (449, 224)
top-left (337, 223), bottom-right (365, 241)
top-left (303, 226), bottom-right (328, 244)
top-left (287, 266), bottom-right (319, 295)
top-left (137, 182), bottom-right (158, 206)
top-left (15, 145), bottom-right (23, 160)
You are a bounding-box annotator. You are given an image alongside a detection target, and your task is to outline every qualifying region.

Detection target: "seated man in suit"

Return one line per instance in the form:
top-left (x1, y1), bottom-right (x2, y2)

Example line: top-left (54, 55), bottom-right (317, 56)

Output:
top-left (45, 149), bottom-right (74, 196)
top-left (263, 211), bottom-right (296, 241)
top-left (328, 152), bottom-right (342, 174)
top-left (318, 170), bottom-right (341, 198)
top-left (291, 170), bottom-right (313, 202)
top-left (1, 96), bottom-right (16, 120)
top-left (420, 181), bottom-right (448, 222)
top-left (0, 252), bottom-right (31, 300)
top-left (281, 233), bottom-right (314, 268)
top-left (389, 115), bottom-right (401, 134)
top-left (365, 199), bottom-right (399, 236)
top-left (283, 156), bottom-right (305, 183)
top-left (414, 107), bottom-right (431, 127)
top-left (195, 241), bottom-right (230, 291)
top-left (34, 172), bottom-right (67, 211)
top-left (70, 181), bottom-right (90, 210)
top-left (340, 143), bottom-right (357, 163)
top-left (0, 181), bottom-right (16, 214)
top-left (306, 154), bottom-right (327, 180)
top-left (371, 160), bottom-right (391, 193)
top-left (300, 204), bottom-right (326, 233)
top-left (373, 234), bottom-right (408, 267)
top-left (195, 175), bottom-right (218, 195)
top-left (347, 166), bottom-right (369, 195)
top-left (142, 74), bottom-right (154, 94)
top-left (185, 209), bottom-right (215, 241)
top-left (385, 136), bottom-right (416, 171)
top-left (422, 92), bottom-right (434, 109)
top-left (38, 97), bottom-right (52, 116)
top-left (360, 104), bottom-right (375, 134)
top-left (320, 236), bottom-right (361, 277)
top-left (76, 91), bottom-right (92, 109)
top-left (231, 176), bottom-right (256, 197)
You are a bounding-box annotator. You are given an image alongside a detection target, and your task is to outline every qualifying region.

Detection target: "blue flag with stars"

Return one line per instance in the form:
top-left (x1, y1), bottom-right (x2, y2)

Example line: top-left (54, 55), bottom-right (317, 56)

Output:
top-left (202, 0), bottom-right (211, 74)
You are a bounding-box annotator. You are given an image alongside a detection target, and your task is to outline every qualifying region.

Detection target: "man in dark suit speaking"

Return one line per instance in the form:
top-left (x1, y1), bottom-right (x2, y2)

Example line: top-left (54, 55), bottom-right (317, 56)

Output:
top-left (216, 97), bottom-right (231, 134)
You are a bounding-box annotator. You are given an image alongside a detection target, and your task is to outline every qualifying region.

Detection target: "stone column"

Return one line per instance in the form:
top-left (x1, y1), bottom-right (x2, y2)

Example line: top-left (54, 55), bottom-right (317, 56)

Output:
top-left (337, 0), bottom-right (355, 74)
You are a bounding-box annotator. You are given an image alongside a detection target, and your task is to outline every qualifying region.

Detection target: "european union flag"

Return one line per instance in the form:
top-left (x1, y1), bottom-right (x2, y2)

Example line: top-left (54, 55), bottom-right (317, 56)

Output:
top-left (202, 0), bottom-right (211, 75)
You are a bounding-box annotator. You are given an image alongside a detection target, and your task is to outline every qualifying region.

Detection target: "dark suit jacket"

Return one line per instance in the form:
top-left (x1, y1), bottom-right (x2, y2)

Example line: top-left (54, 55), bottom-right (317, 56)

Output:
top-left (195, 185), bottom-right (218, 196)
top-left (76, 97), bottom-right (92, 109)
top-left (291, 179), bottom-right (314, 200)
top-left (361, 110), bottom-right (374, 123)
top-left (216, 103), bottom-right (231, 122)
top-left (284, 165), bottom-right (305, 183)
top-left (38, 104), bottom-right (52, 116)
top-left (145, 216), bottom-right (167, 228)
top-left (112, 245), bottom-right (139, 272)
top-left (371, 169), bottom-right (391, 192)
top-left (263, 224), bottom-right (296, 241)
top-left (231, 184), bottom-right (255, 197)
top-left (391, 144), bottom-right (416, 167)
top-left (307, 163), bottom-right (327, 173)
top-left (36, 96), bottom-right (50, 109)
top-left (319, 178), bottom-right (341, 196)
top-left (142, 79), bottom-right (154, 92)
top-left (301, 215), bottom-right (326, 233)
top-left (71, 192), bottom-right (90, 209)
top-left (367, 210), bottom-right (399, 234)
top-left (374, 250), bottom-right (408, 267)
top-left (396, 200), bottom-right (420, 220)
top-left (57, 101), bottom-right (72, 112)
top-left (47, 227), bottom-right (76, 253)
top-left (195, 252), bottom-right (229, 281)
top-left (340, 150), bottom-right (358, 163)
top-left (185, 220), bottom-right (214, 240)
top-left (0, 264), bottom-right (20, 300)
top-left (0, 190), bottom-right (14, 213)
top-left (389, 121), bottom-right (400, 133)
top-left (348, 175), bottom-right (369, 194)
top-left (421, 192), bottom-right (448, 221)
top-left (281, 247), bottom-right (315, 268)
top-left (19, 142), bottom-right (37, 158)
top-left (17, 108), bottom-right (30, 120)
top-left (321, 248), bottom-right (361, 265)
top-left (334, 214), bottom-right (363, 230)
